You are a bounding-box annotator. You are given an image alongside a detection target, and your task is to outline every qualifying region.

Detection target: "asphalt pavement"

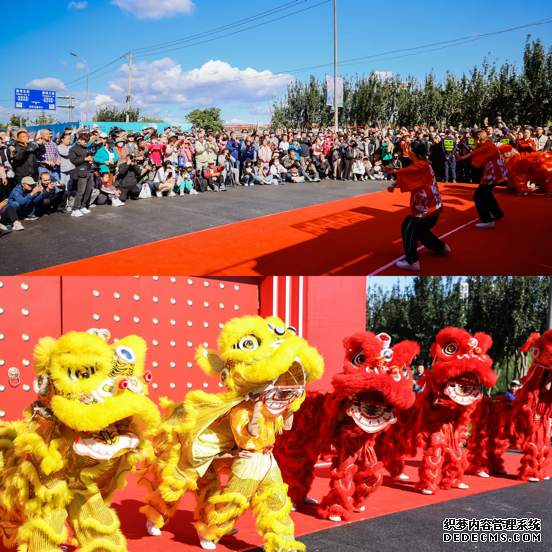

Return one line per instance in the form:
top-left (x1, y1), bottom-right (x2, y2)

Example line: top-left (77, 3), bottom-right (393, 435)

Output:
top-left (0, 179), bottom-right (387, 274)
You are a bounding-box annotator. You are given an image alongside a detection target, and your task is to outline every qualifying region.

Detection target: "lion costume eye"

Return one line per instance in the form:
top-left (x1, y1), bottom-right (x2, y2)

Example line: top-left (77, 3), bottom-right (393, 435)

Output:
top-left (238, 336), bottom-right (260, 351)
top-left (352, 349), bottom-right (365, 367)
top-left (443, 342), bottom-right (459, 356)
top-left (381, 348), bottom-right (393, 362)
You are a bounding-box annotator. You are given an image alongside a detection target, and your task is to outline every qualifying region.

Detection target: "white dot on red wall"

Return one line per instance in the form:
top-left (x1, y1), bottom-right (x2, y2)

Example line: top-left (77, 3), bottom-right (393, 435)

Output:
top-left (22, 359), bottom-right (30, 366)
top-left (135, 276), bottom-right (140, 279)
top-left (0, 385), bottom-right (4, 391)
top-left (220, 283), bottom-right (225, 289)
top-left (93, 290), bottom-right (100, 297)
top-left (153, 276), bottom-right (159, 281)
top-left (22, 309), bottom-right (29, 316)
top-left (114, 292), bottom-right (120, 299)
top-left (170, 341), bottom-right (176, 347)
top-left (170, 382), bottom-right (176, 389)
top-left (113, 338), bottom-right (119, 343)
top-left (0, 410), bottom-right (5, 417)
top-left (204, 281), bottom-right (209, 287)
top-left (187, 300), bottom-right (192, 306)
top-left (153, 340), bottom-right (158, 346)
top-left (235, 285), bottom-right (240, 291)
top-left (170, 362), bottom-right (176, 368)
top-left (219, 323), bottom-right (224, 329)
top-left (153, 318), bottom-right (159, 325)
top-left (203, 342), bottom-right (208, 348)
top-left (153, 296), bottom-right (159, 303)
top-left (171, 298), bottom-right (176, 305)
top-left (0, 307), bottom-right (3, 314)
top-left (171, 277), bottom-right (176, 283)
top-left (187, 383), bottom-right (192, 388)
top-left (93, 314), bottom-right (100, 321)
top-left (187, 341), bottom-right (193, 347)
top-left (188, 279), bottom-right (193, 285)
top-left (0, 281), bottom-right (3, 288)
top-left (152, 383), bottom-right (158, 389)
top-left (114, 315), bottom-right (120, 322)
top-left (219, 382), bottom-right (224, 388)
top-left (220, 303), bottom-right (224, 309)
top-left (187, 362), bottom-right (193, 368)
top-left (0, 359), bottom-right (4, 366)
top-left (134, 294), bottom-right (140, 301)
top-left (23, 384), bottom-right (30, 392)
top-left (204, 322), bottom-right (209, 328)
top-left (203, 383), bottom-right (209, 388)
top-left (22, 334), bottom-right (29, 341)
top-left (153, 361), bottom-right (158, 367)
top-left (234, 305), bottom-right (239, 311)
top-left (134, 317), bottom-right (140, 323)
top-left (0, 334), bottom-right (4, 341)
top-left (204, 302), bottom-right (209, 308)
top-left (187, 321), bottom-right (193, 327)
top-left (171, 320), bottom-right (176, 326)
top-left (21, 283), bottom-right (29, 291)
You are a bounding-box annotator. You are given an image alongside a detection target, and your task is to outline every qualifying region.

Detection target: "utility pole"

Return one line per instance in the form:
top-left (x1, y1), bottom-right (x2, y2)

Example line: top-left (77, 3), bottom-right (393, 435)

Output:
top-left (58, 94), bottom-right (75, 122)
top-left (125, 51), bottom-right (135, 124)
top-left (547, 276), bottom-right (552, 331)
top-left (334, 0), bottom-right (338, 132)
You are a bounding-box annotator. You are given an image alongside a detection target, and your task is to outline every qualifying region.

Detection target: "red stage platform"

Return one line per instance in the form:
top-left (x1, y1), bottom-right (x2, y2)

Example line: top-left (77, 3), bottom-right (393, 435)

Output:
top-left (26, 184), bottom-right (552, 277)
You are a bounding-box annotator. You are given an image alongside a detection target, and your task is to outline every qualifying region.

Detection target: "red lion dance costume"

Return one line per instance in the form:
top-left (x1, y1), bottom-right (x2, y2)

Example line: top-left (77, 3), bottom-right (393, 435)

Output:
top-left (470, 330), bottom-right (552, 482)
top-left (275, 331), bottom-right (419, 522)
top-left (381, 328), bottom-right (497, 495)
top-left (498, 144), bottom-right (552, 195)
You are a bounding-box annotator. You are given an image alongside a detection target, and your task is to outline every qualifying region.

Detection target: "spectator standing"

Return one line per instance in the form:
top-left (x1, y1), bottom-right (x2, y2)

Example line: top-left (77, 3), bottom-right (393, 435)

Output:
top-left (114, 137), bottom-right (129, 169)
top-left (37, 129), bottom-right (61, 182)
top-left (94, 139), bottom-right (119, 184)
top-left (12, 130), bottom-right (46, 184)
top-left (533, 127), bottom-right (547, 151)
top-left (0, 133), bottom-right (15, 201)
top-left (258, 139), bottom-right (272, 168)
top-left (57, 133), bottom-right (75, 193)
top-left (299, 132), bottom-right (312, 169)
top-left (69, 133), bottom-right (95, 218)
top-left (227, 133), bottom-right (241, 167)
top-left (339, 139), bottom-right (353, 180)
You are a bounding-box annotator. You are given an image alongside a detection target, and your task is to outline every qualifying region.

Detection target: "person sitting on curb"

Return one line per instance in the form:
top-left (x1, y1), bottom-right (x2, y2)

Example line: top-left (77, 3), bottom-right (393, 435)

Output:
top-left (0, 198), bottom-right (24, 234)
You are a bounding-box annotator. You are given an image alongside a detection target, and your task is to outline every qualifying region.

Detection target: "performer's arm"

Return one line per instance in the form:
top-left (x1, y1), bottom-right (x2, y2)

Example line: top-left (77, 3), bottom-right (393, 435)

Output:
top-left (455, 151), bottom-right (472, 161)
top-left (246, 400), bottom-right (263, 437)
top-left (283, 409), bottom-right (294, 431)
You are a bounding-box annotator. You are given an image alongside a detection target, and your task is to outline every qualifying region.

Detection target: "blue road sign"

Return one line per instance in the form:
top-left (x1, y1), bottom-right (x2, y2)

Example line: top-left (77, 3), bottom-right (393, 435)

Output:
top-left (14, 89), bottom-right (56, 110)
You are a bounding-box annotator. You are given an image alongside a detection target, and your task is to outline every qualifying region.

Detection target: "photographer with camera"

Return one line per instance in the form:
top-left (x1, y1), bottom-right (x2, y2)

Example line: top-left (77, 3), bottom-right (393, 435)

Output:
top-left (37, 172), bottom-right (69, 216)
top-left (69, 133), bottom-right (95, 218)
top-left (114, 157), bottom-right (142, 203)
top-left (7, 176), bottom-right (44, 221)
top-left (13, 130), bottom-right (46, 184)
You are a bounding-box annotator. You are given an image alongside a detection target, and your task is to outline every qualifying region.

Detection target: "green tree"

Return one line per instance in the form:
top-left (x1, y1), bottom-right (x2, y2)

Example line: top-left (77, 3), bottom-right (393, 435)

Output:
top-left (185, 107), bottom-right (224, 132)
top-left (9, 114), bottom-right (27, 127)
top-left (93, 105), bottom-right (140, 122)
top-left (33, 110), bottom-right (60, 125)
top-left (140, 115), bottom-right (165, 123)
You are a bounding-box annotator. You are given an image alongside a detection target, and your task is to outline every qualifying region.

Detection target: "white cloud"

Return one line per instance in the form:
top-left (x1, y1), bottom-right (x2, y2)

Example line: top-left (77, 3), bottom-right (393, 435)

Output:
top-left (106, 58), bottom-right (293, 109)
top-left (76, 63), bottom-right (86, 70)
top-left (230, 118), bottom-right (246, 123)
top-left (373, 71), bottom-right (393, 81)
top-left (68, 1), bottom-right (88, 9)
top-left (112, 0), bottom-right (194, 19)
top-left (25, 78), bottom-right (66, 91)
top-left (109, 83), bottom-right (125, 93)
top-left (59, 60), bottom-right (68, 66)
top-left (249, 105), bottom-right (271, 115)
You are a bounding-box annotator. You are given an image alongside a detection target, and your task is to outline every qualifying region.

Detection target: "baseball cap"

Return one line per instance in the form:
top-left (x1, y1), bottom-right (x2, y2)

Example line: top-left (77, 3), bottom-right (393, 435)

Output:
top-left (208, 159), bottom-right (215, 164)
top-left (511, 380), bottom-right (521, 386)
top-left (142, 126), bottom-right (148, 131)
top-left (92, 123), bottom-right (99, 129)
top-left (115, 138), bottom-right (125, 145)
top-left (185, 162), bottom-right (192, 167)
top-left (21, 176), bottom-right (36, 186)
top-left (100, 132), bottom-right (108, 138)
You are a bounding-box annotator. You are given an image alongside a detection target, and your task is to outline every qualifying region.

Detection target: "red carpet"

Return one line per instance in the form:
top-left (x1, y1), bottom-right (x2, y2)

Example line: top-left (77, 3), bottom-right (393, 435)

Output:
top-left (27, 185), bottom-right (552, 276)
top-left (0, 452), bottom-right (524, 552)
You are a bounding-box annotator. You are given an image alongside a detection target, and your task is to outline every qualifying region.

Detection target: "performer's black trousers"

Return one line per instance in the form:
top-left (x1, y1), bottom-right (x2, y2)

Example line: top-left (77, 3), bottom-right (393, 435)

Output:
top-left (473, 182), bottom-right (504, 223)
top-left (401, 214), bottom-right (445, 264)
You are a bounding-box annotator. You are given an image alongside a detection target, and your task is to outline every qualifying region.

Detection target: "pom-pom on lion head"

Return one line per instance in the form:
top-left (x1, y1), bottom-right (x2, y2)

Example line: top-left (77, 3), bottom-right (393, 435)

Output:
top-left (430, 327), bottom-right (496, 406)
top-left (331, 332), bottom-right (420, 433)
top-left (195, 315), bottom-right (324, 413)
top-left (33, 330), bottom-right (160, 433)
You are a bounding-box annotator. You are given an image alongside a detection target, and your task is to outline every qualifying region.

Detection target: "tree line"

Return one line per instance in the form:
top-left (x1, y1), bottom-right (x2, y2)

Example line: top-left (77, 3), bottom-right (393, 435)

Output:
top-left (366, 276), bottom-right (550, 395)
top-left (271, 36), bottom-right (552, 130)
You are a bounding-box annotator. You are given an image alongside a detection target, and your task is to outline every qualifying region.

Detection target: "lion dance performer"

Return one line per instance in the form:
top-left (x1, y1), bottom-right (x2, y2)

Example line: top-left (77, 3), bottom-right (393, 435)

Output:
top-left (381, 327), bottom-right (497, 495)
top-left (0, 329), bottom-right (160, 552)
top-left (138, 316), bottom-right (324, 551)
top-left (468, 330), bottom-right (552, 482)
top-left (274, 331), bottom-right (420, 522)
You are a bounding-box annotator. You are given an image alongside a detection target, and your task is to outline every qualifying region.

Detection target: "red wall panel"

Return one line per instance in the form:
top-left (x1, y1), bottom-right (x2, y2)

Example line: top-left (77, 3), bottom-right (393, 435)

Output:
top-left (60, 276), bottom-right (259, 406)
top-left (0, 277), bottom-right (62, 420)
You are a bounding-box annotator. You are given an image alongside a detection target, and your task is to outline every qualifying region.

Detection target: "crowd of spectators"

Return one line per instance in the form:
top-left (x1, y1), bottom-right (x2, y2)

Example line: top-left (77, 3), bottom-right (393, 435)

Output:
top-left (1, 118), bottom-right (550, 237)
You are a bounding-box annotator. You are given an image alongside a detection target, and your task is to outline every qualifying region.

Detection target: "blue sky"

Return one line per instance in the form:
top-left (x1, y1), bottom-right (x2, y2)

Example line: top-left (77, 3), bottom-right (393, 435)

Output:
top-left (1, 0), bottom-right (551, 126)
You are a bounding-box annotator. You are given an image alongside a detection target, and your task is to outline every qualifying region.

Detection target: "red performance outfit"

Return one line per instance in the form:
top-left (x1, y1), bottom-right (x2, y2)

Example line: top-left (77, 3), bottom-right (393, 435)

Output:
top-left (469, 139), bottom-right (508, 224)
top-left (380, 328), bottom-right (497, 495)
top-left (275, 332), bottom-right (419, 522)
top-left (394, 160), bottom-right (446, 264)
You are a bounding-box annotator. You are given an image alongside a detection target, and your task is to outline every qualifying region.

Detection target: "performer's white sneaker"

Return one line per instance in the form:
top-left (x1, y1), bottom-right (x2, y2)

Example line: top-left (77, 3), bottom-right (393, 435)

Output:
top-left (477, 471), bottom-right (490, 478)
top-left (421, 489), bottom-right (433, 495)
top-left (544, 476), bottom-right (550, 480)
top-left (394, 473), bottom-right (409, 480)
top-left (457, 483), bottom-right (469, 489)
top-left (529, 477), bottom-right (540, 482)
top-left (304, 496), bottom-right (318, 504)
top-left (146, 520), bottom-right (162, 536)
top-left (396, 260), bottom-right (421, 271)
top-left (291, 503), bottom-right (297, 511)
top-left (329, 516), bottom-right (342, 522)
top-left (199, 538), bottom-right (216, 550)
top-left (358, 506), bottom-right (365, 512)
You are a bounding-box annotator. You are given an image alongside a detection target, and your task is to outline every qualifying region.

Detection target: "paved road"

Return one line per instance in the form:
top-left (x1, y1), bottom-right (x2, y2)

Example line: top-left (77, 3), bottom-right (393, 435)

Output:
top-left (250, 480), bottom-right (551, 552)
top-left (1, 179), bottom-right (387, 275)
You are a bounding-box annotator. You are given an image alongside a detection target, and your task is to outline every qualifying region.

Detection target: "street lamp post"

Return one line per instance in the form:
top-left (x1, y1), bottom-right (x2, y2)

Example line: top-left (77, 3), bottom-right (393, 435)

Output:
top-left (70, 52), bottom-right (89, 121)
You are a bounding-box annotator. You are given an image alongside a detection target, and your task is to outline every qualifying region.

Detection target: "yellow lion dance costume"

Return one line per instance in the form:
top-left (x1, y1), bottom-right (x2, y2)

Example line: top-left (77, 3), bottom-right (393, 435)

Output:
top-left (138, 316), bottom-right (324, 552)
top-left (0, 329), bottom-right (160, 552)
